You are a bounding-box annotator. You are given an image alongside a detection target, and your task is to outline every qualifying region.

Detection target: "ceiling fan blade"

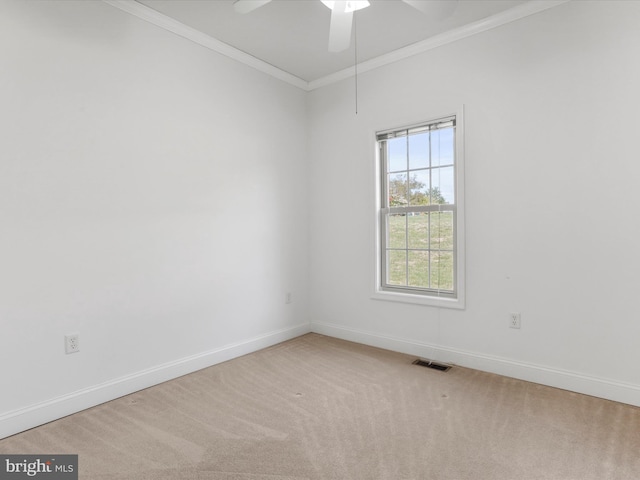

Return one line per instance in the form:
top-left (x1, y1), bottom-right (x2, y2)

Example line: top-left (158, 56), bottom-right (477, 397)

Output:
top-left (402, 0), bottom-right (458, 21)
top-left (233, 0), bottom-right (272, 14)
top-left (328, 1), bottom-right (353, 53)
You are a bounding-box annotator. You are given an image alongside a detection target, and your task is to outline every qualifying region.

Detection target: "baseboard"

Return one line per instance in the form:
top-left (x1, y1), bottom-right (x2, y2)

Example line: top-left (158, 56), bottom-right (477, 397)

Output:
top-left (311, 321), bottom-right (640, 408)
top-left (0, 323), bottom-right (311, 440)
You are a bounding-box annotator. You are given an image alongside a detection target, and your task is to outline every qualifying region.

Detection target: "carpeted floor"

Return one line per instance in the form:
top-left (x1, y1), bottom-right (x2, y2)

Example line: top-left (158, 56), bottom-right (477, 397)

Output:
top-left (1, 333), bottom-right (639, 479)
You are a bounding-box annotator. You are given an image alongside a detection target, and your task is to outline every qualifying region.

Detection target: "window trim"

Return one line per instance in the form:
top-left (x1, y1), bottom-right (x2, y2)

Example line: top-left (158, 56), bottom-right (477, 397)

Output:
top-left (373, 107), bottom-right (465, 309)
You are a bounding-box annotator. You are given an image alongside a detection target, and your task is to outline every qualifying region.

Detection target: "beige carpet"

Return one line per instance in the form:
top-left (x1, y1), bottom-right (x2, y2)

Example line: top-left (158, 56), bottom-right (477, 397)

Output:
top-left (1, 333), bottom-right (639, 479)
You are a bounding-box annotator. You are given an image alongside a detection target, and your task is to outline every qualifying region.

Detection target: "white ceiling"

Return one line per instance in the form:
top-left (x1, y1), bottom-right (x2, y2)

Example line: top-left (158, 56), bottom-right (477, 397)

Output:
top-left (116, 0), bottom-right (566, 88)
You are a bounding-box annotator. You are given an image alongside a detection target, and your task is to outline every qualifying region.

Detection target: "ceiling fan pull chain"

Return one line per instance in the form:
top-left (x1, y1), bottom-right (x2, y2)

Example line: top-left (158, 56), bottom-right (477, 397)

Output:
top-left (354, 9), bottom-right (358, 115)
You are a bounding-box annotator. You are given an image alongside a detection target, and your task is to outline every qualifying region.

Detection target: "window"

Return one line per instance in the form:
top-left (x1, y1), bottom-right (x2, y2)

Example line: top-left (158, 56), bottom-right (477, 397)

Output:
top-left (375, 113), bottom-right (464, 308)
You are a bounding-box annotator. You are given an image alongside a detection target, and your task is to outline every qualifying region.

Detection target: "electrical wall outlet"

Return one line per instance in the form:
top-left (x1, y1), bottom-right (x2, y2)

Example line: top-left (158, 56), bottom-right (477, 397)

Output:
top-left (65, 334), bottom-right (80, 354)
top-left (509, 313), bottom-right (521, 329)
top-left (285, 292), bottom-right (292, 304)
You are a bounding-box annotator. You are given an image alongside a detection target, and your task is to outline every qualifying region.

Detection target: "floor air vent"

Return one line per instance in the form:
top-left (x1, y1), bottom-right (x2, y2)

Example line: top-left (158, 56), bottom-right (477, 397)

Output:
top-left (412, 359), bottom-right (452, 372)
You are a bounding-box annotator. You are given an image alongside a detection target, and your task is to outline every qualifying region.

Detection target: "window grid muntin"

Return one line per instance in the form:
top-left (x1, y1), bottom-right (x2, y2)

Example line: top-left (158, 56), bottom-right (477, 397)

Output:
top-left (379, 118), bottom-right (457, 297)
top-left (382, 208), bottom-right (456, 294)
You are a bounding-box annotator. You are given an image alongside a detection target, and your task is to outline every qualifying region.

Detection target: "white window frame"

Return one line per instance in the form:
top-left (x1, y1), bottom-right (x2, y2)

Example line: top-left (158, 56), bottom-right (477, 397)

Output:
top-left (373, 108), bottom-right (465, 309)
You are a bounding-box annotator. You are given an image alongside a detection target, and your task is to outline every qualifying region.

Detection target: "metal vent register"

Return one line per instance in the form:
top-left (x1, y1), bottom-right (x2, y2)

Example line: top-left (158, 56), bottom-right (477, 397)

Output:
top-left (412, 359), bottom-right (452, 372)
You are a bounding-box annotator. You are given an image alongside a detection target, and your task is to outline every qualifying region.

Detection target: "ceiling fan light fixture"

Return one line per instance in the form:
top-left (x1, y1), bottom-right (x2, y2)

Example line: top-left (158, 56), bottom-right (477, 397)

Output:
top-left (321, 1), bottom-right (370, 13)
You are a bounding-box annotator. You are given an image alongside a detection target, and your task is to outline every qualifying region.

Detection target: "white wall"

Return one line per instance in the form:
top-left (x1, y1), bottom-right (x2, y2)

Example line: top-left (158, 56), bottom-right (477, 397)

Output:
top-left (3, 0), bottom-right (639, 440)
top-left (307, 0), bottom-right (640, 406)
top-left (0, 0), bottom-right (309, 437)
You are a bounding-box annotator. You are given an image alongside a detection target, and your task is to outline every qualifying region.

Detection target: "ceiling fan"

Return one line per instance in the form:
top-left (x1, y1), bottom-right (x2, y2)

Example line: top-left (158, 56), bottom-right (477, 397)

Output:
top-left (233, 0), bottom-right (458, 53)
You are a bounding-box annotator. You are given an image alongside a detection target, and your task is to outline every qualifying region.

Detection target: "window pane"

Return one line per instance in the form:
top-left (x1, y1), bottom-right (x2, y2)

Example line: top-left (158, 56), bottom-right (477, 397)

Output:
top-left (409, 132), bottom-right (429, 170)
top-left (431, 166), bottom-right (454, 204)
top-left (388, 137), bottom-right (407, 172)
top-left (409, 170), bottom-right (429, 206)
top-left (408, 251), bottom-right (429, 288)
top-left (387, 214), bottom-right (407, 249)
top-left (407, 213), bottom-right (429, 249)
top-left (388, 172), bottom-right (408, 207)
top-left (431, 127), bottom-right (454, 167)
top-left (387, 250), bottom-right (407, 286)
top-left (430, 251), bottom-right (454, 291)
top-left (429, 211), bottom-right (454, 250)
top-left (378, 116), bottom-right (460, 300)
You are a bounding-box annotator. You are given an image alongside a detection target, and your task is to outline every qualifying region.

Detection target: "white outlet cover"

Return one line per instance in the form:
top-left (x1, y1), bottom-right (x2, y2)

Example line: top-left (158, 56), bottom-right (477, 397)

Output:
top-left (65, 334), bottom-right (80, 354)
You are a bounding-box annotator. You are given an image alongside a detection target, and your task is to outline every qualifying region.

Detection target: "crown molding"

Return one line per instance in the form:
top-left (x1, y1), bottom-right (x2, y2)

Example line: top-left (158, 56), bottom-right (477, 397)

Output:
top-left (103, 0), bottom-right (570, 93)
top-left (102, 0), bottom-right (310, 91)
top-left (308, 0), bottom-right (571, 90)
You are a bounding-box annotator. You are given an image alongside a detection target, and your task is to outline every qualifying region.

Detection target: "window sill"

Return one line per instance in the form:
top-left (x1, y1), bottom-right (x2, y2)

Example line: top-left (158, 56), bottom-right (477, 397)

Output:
top-left (371, 289), bottom-right (465, 309)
